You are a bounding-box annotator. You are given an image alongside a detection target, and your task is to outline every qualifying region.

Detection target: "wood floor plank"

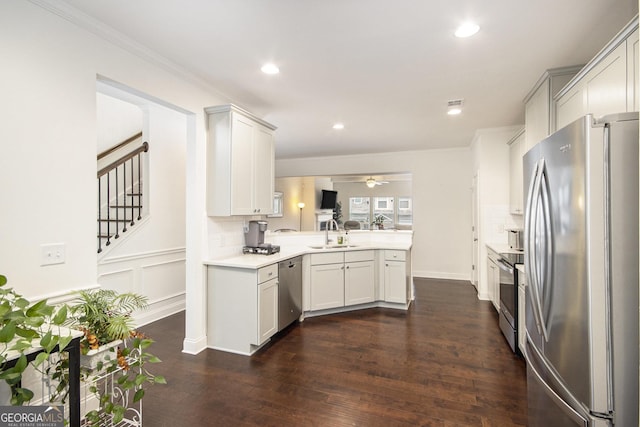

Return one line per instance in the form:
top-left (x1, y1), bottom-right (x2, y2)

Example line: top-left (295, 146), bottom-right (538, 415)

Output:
top-left (141, 278), bottom-right (527, 426)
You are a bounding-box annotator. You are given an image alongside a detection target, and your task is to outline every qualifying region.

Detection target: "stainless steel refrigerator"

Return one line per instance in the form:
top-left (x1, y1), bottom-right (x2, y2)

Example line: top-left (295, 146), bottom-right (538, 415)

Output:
top-left (523, 113), bottom-right (638, 426)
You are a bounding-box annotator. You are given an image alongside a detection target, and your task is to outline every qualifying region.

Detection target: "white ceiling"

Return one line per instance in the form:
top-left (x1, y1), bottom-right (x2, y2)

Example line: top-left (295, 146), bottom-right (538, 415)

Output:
top-left (60, 0), bottom-right (638, 159)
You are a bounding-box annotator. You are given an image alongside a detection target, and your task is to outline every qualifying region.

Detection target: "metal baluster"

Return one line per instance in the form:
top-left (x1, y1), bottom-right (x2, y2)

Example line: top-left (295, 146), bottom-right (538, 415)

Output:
top-left (114, 167), bottom-right (119, 239)
top-left (122, 161), bottom-right (128, 232)
top-left (130, 158), bottom-right (135, 226)
top-left (137, 152), bottom-right (142, 220)
top-left (106, 171), bottom-right (111, 247)
top-left (98, 178), bottom-right (102, 253)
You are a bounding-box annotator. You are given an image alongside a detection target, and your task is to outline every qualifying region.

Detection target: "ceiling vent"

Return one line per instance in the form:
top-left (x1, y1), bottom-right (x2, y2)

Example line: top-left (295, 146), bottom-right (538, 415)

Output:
top-left (447, 99), bottom-right (464, 115)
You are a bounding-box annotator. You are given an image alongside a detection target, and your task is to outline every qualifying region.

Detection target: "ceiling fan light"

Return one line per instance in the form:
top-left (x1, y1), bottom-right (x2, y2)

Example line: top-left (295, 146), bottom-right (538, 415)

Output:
top-left (261, 63), bottom-right (280, 74)
top-left (455, 22), bottom-right (480, 38)
top-left (366, 178), bottom-right (376, 188)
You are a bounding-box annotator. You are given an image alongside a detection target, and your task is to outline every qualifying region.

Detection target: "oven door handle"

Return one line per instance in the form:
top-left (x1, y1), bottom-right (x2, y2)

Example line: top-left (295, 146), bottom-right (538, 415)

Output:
top-left (496, 259), bottom-right (514, 274)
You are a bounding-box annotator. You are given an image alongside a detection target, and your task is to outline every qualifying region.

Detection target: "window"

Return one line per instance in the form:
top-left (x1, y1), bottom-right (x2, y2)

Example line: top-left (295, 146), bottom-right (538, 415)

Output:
top-left (348, 196), bottom-right (412, 229)
top-left (373, 197), bottom-right (394, 228)
top-left (349, 197), bottom-right (370, 225)
top-left (397, 196), bottom-right (413, 225)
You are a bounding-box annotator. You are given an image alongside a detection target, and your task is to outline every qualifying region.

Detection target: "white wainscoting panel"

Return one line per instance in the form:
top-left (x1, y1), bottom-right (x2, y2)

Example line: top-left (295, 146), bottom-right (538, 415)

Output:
top-left (98, 248), bottom-right (186, 328)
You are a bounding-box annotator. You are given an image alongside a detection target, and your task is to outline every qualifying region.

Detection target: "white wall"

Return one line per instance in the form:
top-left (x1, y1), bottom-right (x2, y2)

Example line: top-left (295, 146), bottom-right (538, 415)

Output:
top-left (0, 1), bottom-right (231, 354)
top-left (470, 126), bottom-right (522, 300)
top-left (96, 93), bottom-right (143, 153)
top-left (276, 148), bottom-right (473, 280)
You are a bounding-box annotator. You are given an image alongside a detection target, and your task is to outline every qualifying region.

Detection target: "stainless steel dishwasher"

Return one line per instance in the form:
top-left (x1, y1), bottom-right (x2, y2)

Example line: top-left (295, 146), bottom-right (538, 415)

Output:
top-left (278, 256), bottom-right (302, 331)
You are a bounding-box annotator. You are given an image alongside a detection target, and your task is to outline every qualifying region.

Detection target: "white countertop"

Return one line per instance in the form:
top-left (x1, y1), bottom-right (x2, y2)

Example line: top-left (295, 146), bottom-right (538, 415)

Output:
top-left (486, 242), bottom-right (524, 255)
top-left (204, 241), bottom-right (412, 269)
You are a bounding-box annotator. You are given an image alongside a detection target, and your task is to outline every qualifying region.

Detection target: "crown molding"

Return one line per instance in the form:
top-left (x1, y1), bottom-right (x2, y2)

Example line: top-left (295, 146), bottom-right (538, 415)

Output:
top-left (28, 0), bottom-right (232, 102)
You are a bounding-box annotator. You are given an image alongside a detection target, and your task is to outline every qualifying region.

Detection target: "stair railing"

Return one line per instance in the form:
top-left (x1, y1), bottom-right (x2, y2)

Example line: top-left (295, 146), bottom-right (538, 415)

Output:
top-left (97, 139), bottom-right (149, 253)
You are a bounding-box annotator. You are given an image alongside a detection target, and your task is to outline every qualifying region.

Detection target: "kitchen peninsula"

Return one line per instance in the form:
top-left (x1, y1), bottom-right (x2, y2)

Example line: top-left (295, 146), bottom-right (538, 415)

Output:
top-left (205, 230), bottom-right (413, 355)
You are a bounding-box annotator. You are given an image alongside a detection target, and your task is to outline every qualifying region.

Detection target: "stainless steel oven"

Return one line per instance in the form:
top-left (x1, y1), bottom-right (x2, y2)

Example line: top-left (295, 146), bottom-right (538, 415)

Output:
top-left (492, 250), bottom-right (523, 355)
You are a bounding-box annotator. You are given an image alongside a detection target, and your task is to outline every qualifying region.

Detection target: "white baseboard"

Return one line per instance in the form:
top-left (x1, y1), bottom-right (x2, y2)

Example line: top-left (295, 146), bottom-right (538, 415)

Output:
top-left (182, 336), bottom-right (207, 355)
top-left (412, 270), bottom-right (470, 281)
top-left (136, 297), bottom-right (185, 328)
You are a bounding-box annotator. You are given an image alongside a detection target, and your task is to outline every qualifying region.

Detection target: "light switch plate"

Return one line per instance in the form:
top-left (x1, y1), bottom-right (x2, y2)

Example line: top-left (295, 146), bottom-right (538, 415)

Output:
top-left (41, 243), bottom-right (65, 266)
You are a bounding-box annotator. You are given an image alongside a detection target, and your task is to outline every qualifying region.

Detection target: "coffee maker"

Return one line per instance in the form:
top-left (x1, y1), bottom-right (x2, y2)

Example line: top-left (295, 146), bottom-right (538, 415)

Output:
top-left (243, 220), bottom-right (280, 255)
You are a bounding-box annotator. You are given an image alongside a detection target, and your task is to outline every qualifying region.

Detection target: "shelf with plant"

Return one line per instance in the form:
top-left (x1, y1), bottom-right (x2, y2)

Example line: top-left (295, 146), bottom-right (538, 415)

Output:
top-left (63, 289), bottom-right (167, 425)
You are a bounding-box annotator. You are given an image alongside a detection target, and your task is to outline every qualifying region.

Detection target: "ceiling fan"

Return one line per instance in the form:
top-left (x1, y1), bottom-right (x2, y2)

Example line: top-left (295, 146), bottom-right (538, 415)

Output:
top-left (365, 177), bottom-right (388, 188)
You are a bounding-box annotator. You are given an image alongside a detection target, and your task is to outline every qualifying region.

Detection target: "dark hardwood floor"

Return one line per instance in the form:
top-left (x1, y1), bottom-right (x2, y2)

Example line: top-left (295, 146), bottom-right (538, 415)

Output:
top-left (141, 278), bottom-right (527, 426)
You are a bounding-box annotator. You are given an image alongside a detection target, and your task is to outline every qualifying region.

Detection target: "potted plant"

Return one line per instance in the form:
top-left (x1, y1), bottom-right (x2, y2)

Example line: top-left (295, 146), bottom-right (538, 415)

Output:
top-left (65, 289), bottom-right (166, 424)
top-left (371, 214), bottom-right (386, 230)
top-left (0, 274), bottom-right (71, 406)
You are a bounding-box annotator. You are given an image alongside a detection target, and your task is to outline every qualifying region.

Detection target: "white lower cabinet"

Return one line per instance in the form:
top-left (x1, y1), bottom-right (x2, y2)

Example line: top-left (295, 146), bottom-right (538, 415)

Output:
top-left (207, 263), bottom-right (278, 355)
top-left (344, 260), bottom-right (375, 306)
top-left (487, 250), bottom-right (500, 311)
top-left (258, 277), bottom-right (278, 345)
top-left (310, 262), bottom-right (345, 310)
top-left (310, 250), bottom-right (376, 310)
top-left (384, 250), bottom-right (409, 304)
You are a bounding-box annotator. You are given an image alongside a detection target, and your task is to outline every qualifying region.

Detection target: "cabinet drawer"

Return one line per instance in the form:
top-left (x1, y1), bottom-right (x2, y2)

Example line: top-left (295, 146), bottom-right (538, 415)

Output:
top-left (310, 252), bottom-right (344, 265)
top-left (384, 250), bottom-right (406, 261)
top-left (345, 250), bottom-right (374, 263)
top-left (258, 263), bottom-right (278, 284)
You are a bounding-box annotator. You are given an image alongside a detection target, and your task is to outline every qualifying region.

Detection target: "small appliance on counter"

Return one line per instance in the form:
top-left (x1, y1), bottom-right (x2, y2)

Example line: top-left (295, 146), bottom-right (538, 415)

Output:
top-left (506, 228), bottom-right (523, 250)
top-left (243, 220), bottom-right (280, 255)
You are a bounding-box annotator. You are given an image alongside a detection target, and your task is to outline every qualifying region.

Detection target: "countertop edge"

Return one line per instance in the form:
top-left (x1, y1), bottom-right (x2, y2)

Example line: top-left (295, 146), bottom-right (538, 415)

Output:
top-left (204, 243), bottom-right (413, 269)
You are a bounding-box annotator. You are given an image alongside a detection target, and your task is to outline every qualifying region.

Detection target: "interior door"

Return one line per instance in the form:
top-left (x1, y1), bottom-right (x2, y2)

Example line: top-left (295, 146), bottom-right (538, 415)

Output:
top-left (471, 173), bottom-right (479, 289)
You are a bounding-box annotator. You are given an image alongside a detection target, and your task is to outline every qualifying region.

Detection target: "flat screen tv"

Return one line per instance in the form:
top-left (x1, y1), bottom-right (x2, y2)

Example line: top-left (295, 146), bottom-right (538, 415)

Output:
top-left (320, 190), bottom-right (338, 210)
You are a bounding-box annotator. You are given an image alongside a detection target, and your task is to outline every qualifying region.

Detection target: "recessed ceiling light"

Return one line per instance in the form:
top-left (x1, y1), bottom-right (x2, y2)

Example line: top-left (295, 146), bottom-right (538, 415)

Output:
top-left (447, 108), bottom-right (462, 116)
top-left (261, 63), bottom-right (280, 74)
top-left (455, 22), bottom-right (480, 38)
top-left (332, 123), bottom-right (345, 130)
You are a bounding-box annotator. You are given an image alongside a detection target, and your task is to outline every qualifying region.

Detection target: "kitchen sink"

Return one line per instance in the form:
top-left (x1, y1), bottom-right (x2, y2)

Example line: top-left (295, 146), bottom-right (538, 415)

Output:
top-left (308, 244), bottom-right (359, 250)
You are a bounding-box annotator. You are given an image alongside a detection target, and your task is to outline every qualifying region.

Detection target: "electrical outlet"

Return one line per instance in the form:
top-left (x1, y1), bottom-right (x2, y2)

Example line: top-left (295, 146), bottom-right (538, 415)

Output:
top-left (41, 243), bottom-right (65, 266)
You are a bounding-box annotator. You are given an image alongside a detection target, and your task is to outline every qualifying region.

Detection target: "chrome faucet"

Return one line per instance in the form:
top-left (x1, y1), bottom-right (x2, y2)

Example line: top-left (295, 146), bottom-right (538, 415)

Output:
top-left (325, 219), bottom-right (339, 245)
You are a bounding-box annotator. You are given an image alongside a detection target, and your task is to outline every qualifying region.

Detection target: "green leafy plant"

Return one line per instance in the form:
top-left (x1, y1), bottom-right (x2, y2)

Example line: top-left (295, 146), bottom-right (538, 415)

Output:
top-left (371, 214), bottom-right (386, 229)
top-left (333, 201), bottom-right (343, 226)
top-left (68, 289), bottom-right (148, 353)
top-left (65, 289), bottom-right (166, 424)
top-left (0, 274), bottom-right (71, 405)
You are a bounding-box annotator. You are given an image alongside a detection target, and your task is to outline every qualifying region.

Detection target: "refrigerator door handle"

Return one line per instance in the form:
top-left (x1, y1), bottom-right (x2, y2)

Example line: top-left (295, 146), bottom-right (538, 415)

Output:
top-left (527, 159), bottom-right (549, 340)
top-left (538, 166), bottom-right (553, 341)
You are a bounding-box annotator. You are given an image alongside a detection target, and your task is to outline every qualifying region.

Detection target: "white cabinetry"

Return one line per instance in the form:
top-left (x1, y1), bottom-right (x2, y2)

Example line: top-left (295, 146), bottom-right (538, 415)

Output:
top-left (205, 104), bottom-right (276, 216)
top-left (258, 275), bottom-right (278, 344)
top-left (555, 18), bottom-right (638, 129)
top-left (508, 128), bottom-right (525, 215)
top-left (517, 269), bottom-right (526, 355)
top-left (310, 261), bottom-right (345, 310)
top-left (487, 247), bottom-right (500, 311)
top-left (523, 66), bottom-right (582, 153)
top-left (207, 263), bottom-right (278, 355)
top-left (384, 250), bottom-right (409, 304)
top-left (309, 250), bottom-right (376, 310)
top-left (344, 251), bottom-right (375, 306)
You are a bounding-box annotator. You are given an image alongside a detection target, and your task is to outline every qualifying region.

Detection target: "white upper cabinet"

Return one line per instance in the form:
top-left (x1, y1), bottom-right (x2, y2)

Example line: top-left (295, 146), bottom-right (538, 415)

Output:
top-left (555, 18), bottom-right (639, 130)
top-left (206, 104), bottom-right (276, 216)
top-left (523, 66), bottom-right (582, 154)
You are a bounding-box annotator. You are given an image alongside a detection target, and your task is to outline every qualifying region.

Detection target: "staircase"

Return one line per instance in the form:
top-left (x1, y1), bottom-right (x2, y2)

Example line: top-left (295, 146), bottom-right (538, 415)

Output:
top-left (97, 133), bottom-right (149, 253)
